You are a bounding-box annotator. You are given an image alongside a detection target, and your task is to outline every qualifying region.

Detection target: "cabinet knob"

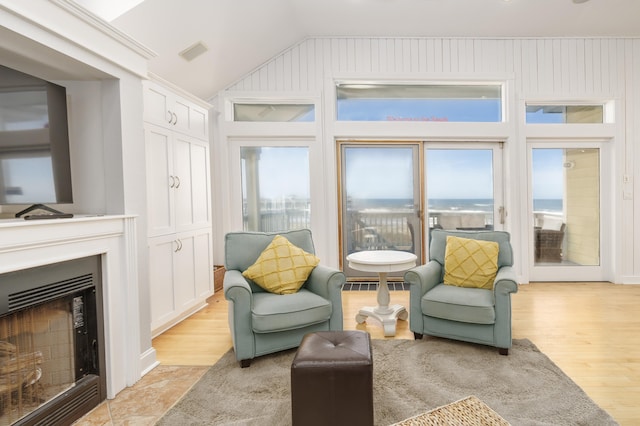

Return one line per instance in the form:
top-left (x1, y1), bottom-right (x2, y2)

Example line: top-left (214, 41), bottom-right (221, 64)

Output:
top-left (172, 112), bottom-right (178, 125)
top-left (166, 110), bottom-right (173, 124)
top-left (169, 175), bottom-right (176, 188)
top-left (174, 176), bottom-right (181, 188)
top-left (174, 239), bottom-right (183, 252)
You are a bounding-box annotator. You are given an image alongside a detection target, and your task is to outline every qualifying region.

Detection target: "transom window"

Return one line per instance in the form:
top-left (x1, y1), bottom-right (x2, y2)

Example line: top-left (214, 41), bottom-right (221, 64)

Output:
top-left (233, 103), bottom-right (314, 122)
top-left (336, 83), bottom-right (503, 122)
top-left (526, 104), bottom-right (605, 124)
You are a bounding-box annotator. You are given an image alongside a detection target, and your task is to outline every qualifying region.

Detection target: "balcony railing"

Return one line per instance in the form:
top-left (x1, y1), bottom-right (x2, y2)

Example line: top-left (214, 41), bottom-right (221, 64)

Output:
top-left (244, 202), bottom-right (495, 253)
top-left (348, 210), bottom-right (415, 253)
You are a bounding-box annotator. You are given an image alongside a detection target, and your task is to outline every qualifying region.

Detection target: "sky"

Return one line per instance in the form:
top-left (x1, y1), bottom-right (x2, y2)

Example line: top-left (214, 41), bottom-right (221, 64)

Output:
top-left (532, 149), bottom-right (564, 199)
top-left (345, 147), bottom-right (414, 199)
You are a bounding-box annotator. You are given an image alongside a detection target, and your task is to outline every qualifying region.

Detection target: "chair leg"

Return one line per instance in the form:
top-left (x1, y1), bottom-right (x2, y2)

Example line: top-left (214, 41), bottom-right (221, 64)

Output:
top-left (498, 348), bottom-right (509, 356)
top-left (413, 332), bottom-right (423, 340)
top-left (240, 359), bottom-right (251, 368)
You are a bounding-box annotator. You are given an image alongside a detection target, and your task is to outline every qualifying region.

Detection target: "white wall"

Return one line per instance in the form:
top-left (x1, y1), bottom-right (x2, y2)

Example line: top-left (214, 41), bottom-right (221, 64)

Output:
top-left (213, 36), bottom-right (640, 284)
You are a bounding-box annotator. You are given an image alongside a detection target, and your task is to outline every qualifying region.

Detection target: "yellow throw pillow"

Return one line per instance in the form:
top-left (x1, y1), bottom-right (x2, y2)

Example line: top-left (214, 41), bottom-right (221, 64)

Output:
top-left (443, 235), bottom-right (499, 290)
top-left (242, 235), bottom-right (320, 294)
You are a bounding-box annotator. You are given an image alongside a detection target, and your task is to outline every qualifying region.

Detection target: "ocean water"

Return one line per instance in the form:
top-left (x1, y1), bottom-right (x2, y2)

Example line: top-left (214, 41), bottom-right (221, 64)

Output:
top-left (348, 198), bottom-right (563, 213)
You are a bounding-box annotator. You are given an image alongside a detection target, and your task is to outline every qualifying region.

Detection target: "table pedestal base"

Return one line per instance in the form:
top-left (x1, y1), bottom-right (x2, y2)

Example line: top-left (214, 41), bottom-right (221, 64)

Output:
top-left (356, 304), bottom-right (408, 337)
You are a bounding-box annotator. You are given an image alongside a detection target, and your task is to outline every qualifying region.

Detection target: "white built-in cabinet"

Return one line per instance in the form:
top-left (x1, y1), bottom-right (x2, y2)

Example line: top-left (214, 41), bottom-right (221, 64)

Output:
top-left (144, 80), bottom-right (213, 337)
top-left (144, 81), bottom-right (208, 139)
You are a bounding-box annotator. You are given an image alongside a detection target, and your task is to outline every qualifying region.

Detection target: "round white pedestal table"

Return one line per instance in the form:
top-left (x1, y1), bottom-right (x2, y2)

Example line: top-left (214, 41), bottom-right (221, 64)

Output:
top-left (346, 250), bottom-right (417, 337)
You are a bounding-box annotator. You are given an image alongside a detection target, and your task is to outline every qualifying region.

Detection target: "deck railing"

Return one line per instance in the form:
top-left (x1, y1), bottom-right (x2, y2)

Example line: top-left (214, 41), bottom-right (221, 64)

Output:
top-left (244, 205), bottom-right (495, 251)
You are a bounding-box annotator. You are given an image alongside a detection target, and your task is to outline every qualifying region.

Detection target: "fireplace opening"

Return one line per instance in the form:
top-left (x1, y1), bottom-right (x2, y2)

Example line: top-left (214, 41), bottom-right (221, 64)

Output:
top-left (0, 257), bottom-right (105, 426)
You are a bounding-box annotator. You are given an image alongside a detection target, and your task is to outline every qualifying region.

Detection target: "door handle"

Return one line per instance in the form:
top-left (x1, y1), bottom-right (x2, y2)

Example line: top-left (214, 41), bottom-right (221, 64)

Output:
top-left (499, 206), bottom-right (506, 225)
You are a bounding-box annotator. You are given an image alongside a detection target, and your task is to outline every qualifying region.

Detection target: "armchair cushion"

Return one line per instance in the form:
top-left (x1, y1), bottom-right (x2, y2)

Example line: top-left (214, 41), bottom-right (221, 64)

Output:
top-left (251, 289), bottom-right (332, 333)
top-left (443, 236), bottom-right (499, 289)
top-left (242, 235), bottom-right (320, 294)
top-left (422, 285), bottom-right (495, 324)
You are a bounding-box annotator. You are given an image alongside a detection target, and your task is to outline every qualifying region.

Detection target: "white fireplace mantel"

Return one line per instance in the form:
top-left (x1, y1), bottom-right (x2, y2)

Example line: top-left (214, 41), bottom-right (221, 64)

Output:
top-left (0, 215), bottom-right (146, 399)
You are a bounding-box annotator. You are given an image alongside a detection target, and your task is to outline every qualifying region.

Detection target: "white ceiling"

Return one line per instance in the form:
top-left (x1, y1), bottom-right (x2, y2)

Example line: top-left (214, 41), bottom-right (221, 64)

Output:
top-left (78, 0), bottom-right (640, 100)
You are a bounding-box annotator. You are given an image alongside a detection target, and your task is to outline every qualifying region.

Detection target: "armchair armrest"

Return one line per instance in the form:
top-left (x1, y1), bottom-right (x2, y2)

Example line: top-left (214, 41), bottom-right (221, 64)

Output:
top-left (223, 269), bottom-right (255, 360)
top-left (404, 261), bottom-right (442, 332)
top-left (404, 261), bottom-right (442, 296)
top-left (305, 264), bottom-right (345, 330)
top-left (306, 264), bottom-right (345, 298)
top-left (223, 269), bottom-right (253, 301)
top-left (493, 266), bottom-right (518, 295)
top-left (493, 265), bottom-right (518, 350)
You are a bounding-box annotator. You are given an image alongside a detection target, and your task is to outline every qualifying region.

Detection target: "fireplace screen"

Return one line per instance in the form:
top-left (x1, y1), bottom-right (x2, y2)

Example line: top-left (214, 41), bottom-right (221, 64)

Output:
top-left (0, 257), bottom-right (105, 426)
top-left (0, 298), bottom-right (77, 424)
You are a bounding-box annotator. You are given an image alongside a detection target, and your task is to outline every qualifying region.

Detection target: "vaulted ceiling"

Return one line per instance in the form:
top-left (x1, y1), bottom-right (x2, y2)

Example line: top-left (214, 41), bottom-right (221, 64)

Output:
top-left (76, 0), bottom-right (640, 100)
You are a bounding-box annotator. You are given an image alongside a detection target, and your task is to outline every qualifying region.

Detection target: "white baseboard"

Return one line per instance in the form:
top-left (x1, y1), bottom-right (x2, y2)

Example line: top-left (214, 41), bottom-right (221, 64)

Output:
top-left (140, 347), bottom-right (159, 377)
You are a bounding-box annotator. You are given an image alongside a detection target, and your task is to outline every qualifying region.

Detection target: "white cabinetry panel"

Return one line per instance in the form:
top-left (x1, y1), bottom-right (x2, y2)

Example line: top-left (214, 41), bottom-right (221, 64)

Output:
top-left (145, 126), bottom-right (175, 236)
top-left (144, 81), bottom-right (209, 139)
top-left (144, 80), bottom-right (213, 336)
top-left (148, 229), bottom-right (213, 336)
top-left (146, 125), bottom-right (211, 237)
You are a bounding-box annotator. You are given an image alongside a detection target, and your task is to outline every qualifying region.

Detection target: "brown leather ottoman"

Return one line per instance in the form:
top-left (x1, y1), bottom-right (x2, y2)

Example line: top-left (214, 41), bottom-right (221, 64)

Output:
top-left (291, 330), bottom-right (373, 426)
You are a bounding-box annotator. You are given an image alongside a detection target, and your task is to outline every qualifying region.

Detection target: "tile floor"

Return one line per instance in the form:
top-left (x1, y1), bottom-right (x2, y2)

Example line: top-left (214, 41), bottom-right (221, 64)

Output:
top-left (73, 366), bottom-right (208, 425)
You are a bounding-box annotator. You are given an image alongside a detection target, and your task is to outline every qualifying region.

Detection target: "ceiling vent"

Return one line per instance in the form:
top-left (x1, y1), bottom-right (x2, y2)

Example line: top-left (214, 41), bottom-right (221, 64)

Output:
top-left (179, 41), bottom-right (208, 62)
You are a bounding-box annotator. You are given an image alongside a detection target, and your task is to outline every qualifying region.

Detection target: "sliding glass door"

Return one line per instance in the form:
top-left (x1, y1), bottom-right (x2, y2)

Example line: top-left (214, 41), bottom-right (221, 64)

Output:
top-left (339, 142), bottom-right (422, 279)
top-left (425, 144), bottom-right (504, 240)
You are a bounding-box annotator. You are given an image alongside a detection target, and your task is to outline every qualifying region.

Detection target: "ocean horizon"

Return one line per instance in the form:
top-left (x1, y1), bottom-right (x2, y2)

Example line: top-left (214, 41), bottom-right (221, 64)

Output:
top-left (347, 198), bottom-right (562, 213)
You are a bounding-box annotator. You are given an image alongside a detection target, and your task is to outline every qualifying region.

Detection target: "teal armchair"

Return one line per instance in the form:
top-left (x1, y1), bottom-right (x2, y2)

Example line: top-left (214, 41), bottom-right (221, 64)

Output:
top-left (404, 229), bottom-right (518, 355)
top-left (223, 229), bottom-right (345, 367)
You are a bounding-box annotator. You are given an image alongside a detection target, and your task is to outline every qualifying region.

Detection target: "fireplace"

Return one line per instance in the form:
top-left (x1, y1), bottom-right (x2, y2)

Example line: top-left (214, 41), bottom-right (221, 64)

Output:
top-left (0, 256), bottom-right (105, 426)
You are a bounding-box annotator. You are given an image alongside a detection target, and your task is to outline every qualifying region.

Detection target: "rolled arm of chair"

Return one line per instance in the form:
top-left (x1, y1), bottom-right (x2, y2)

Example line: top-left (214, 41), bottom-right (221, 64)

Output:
top-left (223, 269), bottom-right (253, 301)
top-left (306, 265), bottom-right (345, 297)
top-left (404, 261), bottom-right (442, 333)
top-left (306, 264), bottom-right (346, 330)
top-left (493, 265), bottom-right (518, 350)
top-left (493, 266), bottom-right (519, 295)
top-left (223, 269), bottom-right (255, 361)
top-left (404, 261), bottom-right (442, 296)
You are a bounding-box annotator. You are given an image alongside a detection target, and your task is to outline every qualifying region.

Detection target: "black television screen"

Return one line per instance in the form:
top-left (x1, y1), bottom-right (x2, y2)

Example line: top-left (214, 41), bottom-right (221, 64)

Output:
top-left (0, 64), bottom-right (73, 210)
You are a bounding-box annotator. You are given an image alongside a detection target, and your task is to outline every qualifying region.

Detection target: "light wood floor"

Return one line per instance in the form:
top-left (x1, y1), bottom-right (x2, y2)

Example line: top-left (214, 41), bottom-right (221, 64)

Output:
top-left (151, 282), bottom-right (640, 425)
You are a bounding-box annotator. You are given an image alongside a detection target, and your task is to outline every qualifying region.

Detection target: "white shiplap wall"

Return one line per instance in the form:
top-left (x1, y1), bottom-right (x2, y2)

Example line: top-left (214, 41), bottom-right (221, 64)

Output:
top-left (227, 37), bottom-right (630, 97)
top-left (216, 36), bottom-right (640, 283)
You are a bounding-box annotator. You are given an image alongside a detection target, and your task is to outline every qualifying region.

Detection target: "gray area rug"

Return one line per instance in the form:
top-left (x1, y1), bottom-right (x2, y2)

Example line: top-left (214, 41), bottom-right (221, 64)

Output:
top-left (157, 337), bottom-right (618, 425)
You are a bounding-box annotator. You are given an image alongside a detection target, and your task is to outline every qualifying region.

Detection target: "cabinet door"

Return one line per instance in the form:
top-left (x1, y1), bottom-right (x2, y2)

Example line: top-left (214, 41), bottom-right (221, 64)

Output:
top-left (190, 141), bottom-right (211, 228)
top-left (172, 97), bottom-right (191, 133)
top-left (189, 105), bottom-right (208, 139)
top-left (149, 235), bottom-right (177, 331)
top-left (145, 125), bottom-right (175, 236)
top-left (149, 230), bottom-right (213, 335)
top-left (144, 83), bottom-right (174, 127)
top-left (144, 81), bottom-right (209, 139)
top-left (193, 229), bottom-right (213, 299)
top-left (172, 229), bottom-right (213, 308)
top-left (173, 135), bottom-right (211, 231)
top-left (173, 233), bottom-right (196, 310)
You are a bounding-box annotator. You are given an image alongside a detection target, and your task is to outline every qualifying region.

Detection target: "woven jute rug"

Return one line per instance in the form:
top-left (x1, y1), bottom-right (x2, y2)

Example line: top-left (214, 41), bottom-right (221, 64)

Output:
top-left (390, 395), bottom-right (509, 426)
